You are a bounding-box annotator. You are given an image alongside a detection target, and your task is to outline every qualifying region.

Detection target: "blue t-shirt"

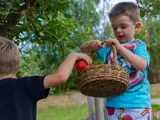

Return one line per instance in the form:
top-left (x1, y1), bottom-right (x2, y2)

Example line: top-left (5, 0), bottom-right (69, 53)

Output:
top-left (96, 39), bottom-right (151, 108)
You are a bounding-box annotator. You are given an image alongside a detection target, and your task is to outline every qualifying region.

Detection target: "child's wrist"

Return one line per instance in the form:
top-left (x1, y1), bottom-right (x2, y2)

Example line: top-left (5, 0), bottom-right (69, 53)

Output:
top-left (68, 53), bottom-right (77, 59)
top-left (116, 45), bottom-right (123, 53)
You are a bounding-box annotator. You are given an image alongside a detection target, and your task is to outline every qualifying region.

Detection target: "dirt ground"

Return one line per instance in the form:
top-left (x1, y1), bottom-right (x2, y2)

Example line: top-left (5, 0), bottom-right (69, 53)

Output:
top-left (37, 91), bottom-right (88, 109)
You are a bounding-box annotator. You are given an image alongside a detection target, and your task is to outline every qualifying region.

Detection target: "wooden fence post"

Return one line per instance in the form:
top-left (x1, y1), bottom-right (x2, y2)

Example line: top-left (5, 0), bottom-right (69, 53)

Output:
top-left (94, 97), bottom-right (105, 120)
top-left (87, 97), bottom-right (107, 120)
top-left (87, 96), bottom-right (94, 120)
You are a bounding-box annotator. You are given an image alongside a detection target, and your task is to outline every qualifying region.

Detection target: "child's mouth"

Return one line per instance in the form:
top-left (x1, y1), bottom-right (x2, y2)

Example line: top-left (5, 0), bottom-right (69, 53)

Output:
top-left (118, 35), bottom-right (124, 38)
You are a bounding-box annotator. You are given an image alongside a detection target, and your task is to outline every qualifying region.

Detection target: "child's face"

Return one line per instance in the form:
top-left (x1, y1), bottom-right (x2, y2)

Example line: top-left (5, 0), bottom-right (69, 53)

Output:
top-left (110, 15), bottom-right (138, 43)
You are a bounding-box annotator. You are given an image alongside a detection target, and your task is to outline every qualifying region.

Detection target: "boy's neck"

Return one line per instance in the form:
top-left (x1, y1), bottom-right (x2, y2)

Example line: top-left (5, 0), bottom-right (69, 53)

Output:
top-left (0, 74), bottom-right (16, 80)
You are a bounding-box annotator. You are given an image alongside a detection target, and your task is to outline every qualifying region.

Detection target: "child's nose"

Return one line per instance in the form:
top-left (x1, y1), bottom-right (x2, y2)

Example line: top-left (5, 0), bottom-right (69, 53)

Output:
top-left (116, 27), bottom-right (122, 33)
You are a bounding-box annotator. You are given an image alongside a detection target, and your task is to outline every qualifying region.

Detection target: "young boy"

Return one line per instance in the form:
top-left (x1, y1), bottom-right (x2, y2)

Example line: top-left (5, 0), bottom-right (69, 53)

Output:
top-left (80, 2), bottom-right (151, 120)
top-left (0, 36), bottom-right (92, 120)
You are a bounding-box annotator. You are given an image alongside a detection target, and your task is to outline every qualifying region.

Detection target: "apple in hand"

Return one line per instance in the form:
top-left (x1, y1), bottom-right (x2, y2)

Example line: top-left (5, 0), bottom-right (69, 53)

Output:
top-left (75, 60), bottom-right (90, 72)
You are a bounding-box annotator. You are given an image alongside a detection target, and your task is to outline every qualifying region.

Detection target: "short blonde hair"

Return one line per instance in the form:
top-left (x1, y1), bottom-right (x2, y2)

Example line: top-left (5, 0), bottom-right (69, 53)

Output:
top-left (109, 2), bottom-right (140, 23)
top-left (0, 37), bottom-right (20, 76)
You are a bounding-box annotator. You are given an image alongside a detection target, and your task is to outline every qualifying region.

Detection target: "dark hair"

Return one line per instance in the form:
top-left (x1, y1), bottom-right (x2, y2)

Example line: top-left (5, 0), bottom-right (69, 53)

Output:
top-left (109, 2), bottom-right (140, 23)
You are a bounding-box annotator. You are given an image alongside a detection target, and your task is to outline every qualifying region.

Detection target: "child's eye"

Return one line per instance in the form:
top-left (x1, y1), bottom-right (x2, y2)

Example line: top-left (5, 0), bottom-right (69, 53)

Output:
top-left (113, 27), bottom-right (117, 31)
top-left (121, 26), bottom-right (127, 29)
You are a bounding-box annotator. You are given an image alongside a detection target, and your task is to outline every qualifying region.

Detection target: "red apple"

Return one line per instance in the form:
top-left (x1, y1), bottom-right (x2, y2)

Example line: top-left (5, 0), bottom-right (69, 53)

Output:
top-left (75, 60), bottom-right (89, 72)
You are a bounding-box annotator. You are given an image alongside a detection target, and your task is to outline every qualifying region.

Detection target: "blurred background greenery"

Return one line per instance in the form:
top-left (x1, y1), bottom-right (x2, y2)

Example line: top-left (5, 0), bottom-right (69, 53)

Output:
top-left (0, 0), bottom-right (160, 93)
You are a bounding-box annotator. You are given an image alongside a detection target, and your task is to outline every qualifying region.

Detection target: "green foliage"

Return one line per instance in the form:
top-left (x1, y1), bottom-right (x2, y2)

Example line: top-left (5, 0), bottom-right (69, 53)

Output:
top-left (135, 0), bottom-right (160, 79)
top-left (142, 18), bottom-right (160, 72)
top-left (93, 59), bottom-right (103, 65)
top-left (0, 0), bottom-right (100, 46)
top-left (14, 0), bottom-right (103, 94)
top-left (18, 45), bottom-right (59, 77)
top-left (138, 0), bottom-right (160, 18)
top-left (148, 47), bottom-right (160, 70)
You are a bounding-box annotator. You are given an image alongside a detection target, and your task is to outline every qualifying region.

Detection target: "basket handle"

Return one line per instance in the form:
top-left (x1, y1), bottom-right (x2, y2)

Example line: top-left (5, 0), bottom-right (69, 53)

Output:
top-left (90, 42), bottom-right (120, 70)
top-left (111, 45), bottom-right (120, 70)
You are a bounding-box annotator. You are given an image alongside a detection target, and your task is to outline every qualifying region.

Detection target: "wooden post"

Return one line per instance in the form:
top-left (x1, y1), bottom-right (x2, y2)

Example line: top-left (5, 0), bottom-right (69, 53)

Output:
top-left (87, 96), bottom-right (94, 120)
top-left (94, 97), bottom-right (105, 120)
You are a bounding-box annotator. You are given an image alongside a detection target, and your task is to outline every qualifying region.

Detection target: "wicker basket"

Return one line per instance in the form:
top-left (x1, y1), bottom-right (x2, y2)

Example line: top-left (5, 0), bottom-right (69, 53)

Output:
top-left (77, 45), bottom-right (129, 98)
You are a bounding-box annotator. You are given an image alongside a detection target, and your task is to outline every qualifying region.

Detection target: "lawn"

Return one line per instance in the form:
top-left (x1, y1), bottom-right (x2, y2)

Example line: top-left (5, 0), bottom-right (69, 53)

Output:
top-left (150, 84), bottom-right (160, 98)
top-left (37, 105), bottom-right (88, 120)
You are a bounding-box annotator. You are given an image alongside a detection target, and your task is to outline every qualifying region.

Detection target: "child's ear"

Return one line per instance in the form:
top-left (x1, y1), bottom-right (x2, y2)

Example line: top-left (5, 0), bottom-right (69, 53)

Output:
top-left (135, 22), bottom-right (141, 30)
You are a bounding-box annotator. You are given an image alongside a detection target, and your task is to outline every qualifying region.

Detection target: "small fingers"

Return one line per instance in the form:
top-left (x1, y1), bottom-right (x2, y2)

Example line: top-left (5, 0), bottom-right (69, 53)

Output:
top-left (92, 41), bottom-right (104, 49)
top-left (102, 39), bottom-right (115, 47)
top-left (101, 41), bottom-right (107, 46)
top-left (77, 53), bottom-right (92, 65)
top-left (85, 54), bottom-right (92, 65)
top-left (98, 42), bottom-right (105, 48)
top-left (85, 55), bottom-right (92, 65)
top-left (101, 41), bottom-right (111, 47)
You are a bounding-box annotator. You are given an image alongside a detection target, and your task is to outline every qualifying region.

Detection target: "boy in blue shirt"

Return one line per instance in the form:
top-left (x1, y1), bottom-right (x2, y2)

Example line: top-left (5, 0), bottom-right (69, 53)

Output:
top-left (80, 2), bottom-right (151, 120)
top-left (0, 36), bottom-right (92, 120)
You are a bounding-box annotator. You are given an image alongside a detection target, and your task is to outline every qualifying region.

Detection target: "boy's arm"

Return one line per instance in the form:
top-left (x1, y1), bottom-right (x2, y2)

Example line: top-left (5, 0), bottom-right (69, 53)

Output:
top-left (117, 45), bottom-right (147, 70)
top-left (43, 53), bottom-right (92, 89)
top-left (80, 40), bottom-right (104, 53)
top-left (105, 38), bottom-right (149, 70)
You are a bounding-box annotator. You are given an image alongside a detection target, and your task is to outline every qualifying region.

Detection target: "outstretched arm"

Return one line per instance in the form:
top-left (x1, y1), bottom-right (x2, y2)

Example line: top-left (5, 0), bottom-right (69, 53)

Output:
top-left (43, 53), bottom-right (92, 89)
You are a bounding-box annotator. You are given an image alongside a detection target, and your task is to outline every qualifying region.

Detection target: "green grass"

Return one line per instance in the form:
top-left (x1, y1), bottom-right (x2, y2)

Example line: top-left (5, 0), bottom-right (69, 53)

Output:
top-left (37, 105), bottom-right (88, 120)
top-left (151, 84), bottom-right (160, 98)
top-left (152, 104), bottom-right (160, 120)
top-left (152, 104), bottom-right (160, 111)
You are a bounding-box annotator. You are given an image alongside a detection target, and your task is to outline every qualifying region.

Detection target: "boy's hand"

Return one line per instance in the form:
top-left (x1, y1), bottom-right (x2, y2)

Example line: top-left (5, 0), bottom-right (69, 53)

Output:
top-left (80, 40), bottom-right (104, 53)
top-left (72, 53), bottom-right (92, 65)
top-left (103, 38), bottom-right (121, 51)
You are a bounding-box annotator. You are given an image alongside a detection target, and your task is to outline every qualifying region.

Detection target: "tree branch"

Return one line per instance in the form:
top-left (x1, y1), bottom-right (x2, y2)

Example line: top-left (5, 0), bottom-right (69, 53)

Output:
top-left (7, 0), bottom-right (36, 27)
top-left (0, 0), bottom-right (36, 37)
